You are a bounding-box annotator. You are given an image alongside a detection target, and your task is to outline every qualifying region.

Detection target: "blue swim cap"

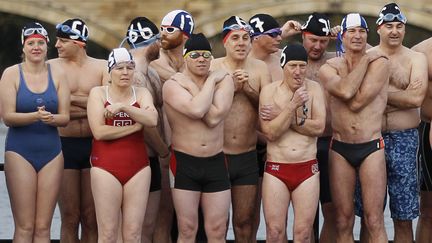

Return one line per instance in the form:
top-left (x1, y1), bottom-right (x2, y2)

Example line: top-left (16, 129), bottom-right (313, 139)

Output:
top-left (161, 10), bottom-right (194, 37)
top-left (340, 13), bottom-right (369, 36)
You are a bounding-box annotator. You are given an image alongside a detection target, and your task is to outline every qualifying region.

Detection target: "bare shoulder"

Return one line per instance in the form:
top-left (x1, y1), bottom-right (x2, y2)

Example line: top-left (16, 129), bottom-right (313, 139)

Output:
top-left (412, 37), bottom-right (432, 53)
top-left (306, 79), bottom-right (322, 90)
top-left (88, 57), bottom-right (108, 69)
top-left (261, 80), bottom-right (278, 94)
top-left (210, 57), bottom-right (224, 70)
top-left (47, 57), bottom-right (63, 66)
top-left (1, 64), bottom-right (19, 80)
top-left (248, 57), bottom-right (267, 70)
top-left (325, 56), bottom-right (344, 66)
top-left (134, 85), bottom-right (152, 97)
top-left (148, 66), bottom-right (160, 82)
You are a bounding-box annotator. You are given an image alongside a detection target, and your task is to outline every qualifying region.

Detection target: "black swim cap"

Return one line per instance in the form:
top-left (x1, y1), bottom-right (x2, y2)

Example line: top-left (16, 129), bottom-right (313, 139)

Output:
top-left (249, 14), bottom-right (280, 34)
top-left (56, 18), bottom-right (89, 43)
top-left (21, 22), bottom-right (49, 44)
top-left (222, 16), bottom-right (252, 40)
top-left (301, 12), bottom-right (331, 36)
top-left (183, 33), bottom-right (212, 57)
top-left (126, 17), bottom-right (159, 48)
top-left (376, 3), bottom-right (407, 25)
top-left (280, 44), bottom-right (308, 68)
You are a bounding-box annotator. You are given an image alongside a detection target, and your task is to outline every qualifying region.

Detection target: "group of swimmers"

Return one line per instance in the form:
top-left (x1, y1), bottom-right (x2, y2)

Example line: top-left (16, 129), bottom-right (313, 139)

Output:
top-left (1, 2), bottom-right (432, 243)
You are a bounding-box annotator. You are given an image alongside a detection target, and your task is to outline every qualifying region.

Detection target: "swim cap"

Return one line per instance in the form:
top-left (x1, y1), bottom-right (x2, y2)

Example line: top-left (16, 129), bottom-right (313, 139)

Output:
top-left (280, 44), bottom-right (308, 68)
top-left (222, 16), bottom-right (252, 41)
top-left (161, 10), bottom-right (194, 37)
top-left (248, 14), bottom-right (280, 34)
top-left (126, 17), bottom-right (160, 48)
top-left (21, 22), bottom-right (49, 44)
top-left (376, 3), bottom-right (407, 25)
top-left (56, 18), bottom-right (89, 43)
top-left (340, 13), bottom-right (369, 36)
top-left (107, 48), bottom-right (134, 72)
top-left (301, 12), bottom-right (331, 36)
top-left (183, 33), bottom-right (212, 57)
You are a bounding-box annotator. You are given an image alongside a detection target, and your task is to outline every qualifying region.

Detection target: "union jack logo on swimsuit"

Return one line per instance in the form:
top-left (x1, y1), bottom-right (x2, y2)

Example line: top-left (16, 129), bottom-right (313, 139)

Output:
top-left (271, 164), bottom-right (279, 171)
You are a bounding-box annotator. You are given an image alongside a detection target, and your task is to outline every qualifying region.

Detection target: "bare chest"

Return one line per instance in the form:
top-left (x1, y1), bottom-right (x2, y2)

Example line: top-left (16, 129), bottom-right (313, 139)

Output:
top-left (389, 59), bottom-right (411, 90)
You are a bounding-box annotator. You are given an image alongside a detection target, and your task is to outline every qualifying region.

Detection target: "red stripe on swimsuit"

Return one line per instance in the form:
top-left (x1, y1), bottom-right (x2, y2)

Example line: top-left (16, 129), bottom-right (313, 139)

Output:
top-left (91, 101), bottom-right (149, 185)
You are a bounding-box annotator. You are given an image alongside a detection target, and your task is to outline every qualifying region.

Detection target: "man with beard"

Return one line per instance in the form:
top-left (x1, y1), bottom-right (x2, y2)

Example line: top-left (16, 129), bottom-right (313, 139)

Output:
top-left (211, 16), bottom-right (271, 242)
top-left (49, 18), bottom-right (109, 243)
top-left (412, 37), bottom-right (432, 243)
top-left (124, 17), bottom-right (170, 242)
top-left (355, 4), bottom-right (428, 242)
top-left (318, 13), bottom-right (389, 243)
top-left (150, 9), bottom-right (194, 243)
top-left (163, 33), bottom-right (234, 243)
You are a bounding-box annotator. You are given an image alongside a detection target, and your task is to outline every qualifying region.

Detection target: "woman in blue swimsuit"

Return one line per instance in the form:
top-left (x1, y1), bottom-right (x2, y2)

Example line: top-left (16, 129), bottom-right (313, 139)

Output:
top-left (0, 22), bottom-right (70, 242)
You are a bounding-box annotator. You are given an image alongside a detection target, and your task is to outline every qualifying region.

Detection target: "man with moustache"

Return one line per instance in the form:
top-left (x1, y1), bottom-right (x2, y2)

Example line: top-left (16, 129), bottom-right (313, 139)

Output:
top-left (354, 4), bottom-right (428, 242)
top-left (318, 13), bottom-right (389, 243)
top-left (211, 15), bottom-right (271, 242)
top-left (49, 18), bottom-right (109, 243)
top-left (163, 33), bottom-right (234, 243)
top-left (150, 9), bottom-right (194, 242)
top-left (260, 44), bottom-right (326, 242)
top-left (123, 17), bottom-right (170, 242)
top-left (412, 37), bottom-right (432, 243)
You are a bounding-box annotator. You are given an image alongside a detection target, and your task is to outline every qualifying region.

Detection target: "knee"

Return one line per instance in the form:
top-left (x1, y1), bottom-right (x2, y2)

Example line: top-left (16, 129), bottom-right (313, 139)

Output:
top-left (205, 221), bottom-right (227, 240)
top-left (177, 221), bottom-right (198, 240)
top-left (98, 228), bottom-right (117, 243)
top-left (233, 213), bottom-right (254, 233)
top-left (363, 214), bottom-right (384, 232)
top-left (334, 213), bottom-right (354, 232)
top-left (122, 226), bottom-right (142, 243)
top-left (293, 225), bottom-right (312, 243)
top-left (266, 223), bottom-right (285, 242)
top-left (33, 223), bottom-right (50, 239)
top-left (15, 222), bottom-right (34, 238)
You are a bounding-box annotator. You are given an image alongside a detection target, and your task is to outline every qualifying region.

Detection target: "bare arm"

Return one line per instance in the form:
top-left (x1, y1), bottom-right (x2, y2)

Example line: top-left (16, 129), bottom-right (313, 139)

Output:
top-left (387, 53), bottom-right (428, 108)
top-left (260, 84), bottom-right (307, 141)
top-left (143, 127), bottom-right (169, 157)
top-left (202, 74), bottom-right (234, 127)
top-left (291, 82), bottom-right (326, 136)
top-left (348, 58), bottom-right (389, 111)
top-left (87, 87), bottom-right (142, 140)
top-left (46, 74), bottom-right (70, 126)
top-left (318, 55), bottom-right (371, 100)
top-left (162, 73), bottom-right (216, 119)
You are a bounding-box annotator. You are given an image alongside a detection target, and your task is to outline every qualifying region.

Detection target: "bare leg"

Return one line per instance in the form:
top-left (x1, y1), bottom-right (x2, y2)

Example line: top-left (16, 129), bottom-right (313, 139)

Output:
top-left (393, 219), bottom-right (413, 243)
top-left (172, 188), bottom-right (201, 243)
top-left (231, 185), bottom-right (258, 242)
top-left (80, 169), bottom-right (98, 243)
top-left (201, 190), bottom-right (231, 243)
top-left (262, 173), bottom-right (290, 243)
top-left (319, 202), bottom-right (336, 243)
top-left (292, 173), bottom-right (320, 243)
top-left (142, 190), bottom-right (161, 242)
top-left (153, 165), bottom-right (174, 243)
top-left (416, 191), bottom-right (432, 243)
top-left (59, 170), bottom-right (81, 243)
top-left (328, 151), bottom-right (356, 243)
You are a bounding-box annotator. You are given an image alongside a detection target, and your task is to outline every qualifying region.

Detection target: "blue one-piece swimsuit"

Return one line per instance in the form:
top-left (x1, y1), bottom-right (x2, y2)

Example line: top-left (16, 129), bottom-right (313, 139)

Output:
top-left (5, 64), bottom-right (61, 172)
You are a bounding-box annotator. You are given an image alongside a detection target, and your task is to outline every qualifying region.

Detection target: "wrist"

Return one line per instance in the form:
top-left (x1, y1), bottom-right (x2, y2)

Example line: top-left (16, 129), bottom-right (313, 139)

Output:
top-left (159, 150), bottom-right (171, 159)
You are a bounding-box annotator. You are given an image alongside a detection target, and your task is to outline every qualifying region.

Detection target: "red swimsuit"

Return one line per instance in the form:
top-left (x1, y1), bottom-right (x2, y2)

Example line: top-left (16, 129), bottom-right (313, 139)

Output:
top-left (91, 87), bottom-right (149, 185)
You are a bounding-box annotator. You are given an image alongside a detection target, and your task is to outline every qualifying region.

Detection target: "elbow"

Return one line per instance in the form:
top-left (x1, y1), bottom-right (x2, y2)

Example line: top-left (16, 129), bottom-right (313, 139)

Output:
top-left (262, 129), bottom-right (279, 142)
top-left (148, 117), bottom-right (158, 128)
top-left (206, 118), bottom-right (222, 128)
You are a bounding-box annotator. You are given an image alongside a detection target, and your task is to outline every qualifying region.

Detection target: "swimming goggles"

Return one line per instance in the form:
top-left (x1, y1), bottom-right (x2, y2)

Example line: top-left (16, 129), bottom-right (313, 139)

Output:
top-left (56, 24), bottom-right (88, 41)
top-left (376, 13), bottom-right (407, 25)
top-left (23, 27), bottom-right (49, 38)
top-left (251, 28), bottom-right (282, 38)
top-left (160, 26), bottom-right (180, 34)
top-left (296, 104), bottom-right (308, 126)
top-left (185, 51), bottom-right (212, 59)
top-left (223, 24), bottom-right (253, 33)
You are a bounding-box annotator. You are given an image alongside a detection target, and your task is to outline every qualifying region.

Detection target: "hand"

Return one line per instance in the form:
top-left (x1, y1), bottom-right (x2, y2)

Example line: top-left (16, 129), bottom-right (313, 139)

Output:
top-left (291, 86), bottom-right (309, 108)
top-left (105, 103), bottom-right (123, 118)
top-left (208, 70), bottom-right (228, 84)
top-left (366, 50), bottom-right (388, 63)
top-left (37, 106), bottom-right (54, 123)
top-left (233, 69), bottom-right (249, 92)
top-left (330, 25), bottom-right (341, 40)
top-left (260, 104), bottom-right (281, 121)
top-left (281, 20), bottom-right (302, 38)
top-left (172, 73), bottom-right (199, 96)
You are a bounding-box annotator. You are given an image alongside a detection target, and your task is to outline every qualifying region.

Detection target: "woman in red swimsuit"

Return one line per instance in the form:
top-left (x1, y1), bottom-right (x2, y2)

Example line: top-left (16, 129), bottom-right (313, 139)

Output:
top-left (87, 48), bottom-right (158, 242)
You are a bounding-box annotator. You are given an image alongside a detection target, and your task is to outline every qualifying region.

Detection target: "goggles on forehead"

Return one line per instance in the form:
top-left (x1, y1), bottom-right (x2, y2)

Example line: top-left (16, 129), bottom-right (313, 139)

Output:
top-left (160, 26), bottom-right (180, 34)
top-left (23, 27), bottom-right (49, 38)
top-left (251, 28), bottom-right (282, 38)
top-left (125, 30), bottom-right (160, 48)
top-left (376, 13), bottom-right (407, 25)
top-left (185, 51), bottom-right (212, 59)
top-left (56, 24), bottom-right (88, 41)
top-left (112, 61), bottom-right (136, 70)
top-left (223, 24), bottom-right (253, 34)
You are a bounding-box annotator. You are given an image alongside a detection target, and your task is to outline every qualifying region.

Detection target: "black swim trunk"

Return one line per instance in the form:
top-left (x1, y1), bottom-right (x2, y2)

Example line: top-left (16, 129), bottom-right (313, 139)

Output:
top-left (418, 121), bottom-right (432, 191)
top-left (226, 150), bottom-right (259, 186)
top-left (149, 156), bottom-right (162, 192)
top-left (330, 137), bottom-right (385, 168)
top-left (317, 136), bottom-right (332, 204)
top-left (256, 143), bottom-right (266, 177)
top-left (61, 137), bottom-right (92, 170)
top-left (170, 150), bottom-right (230, 193)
